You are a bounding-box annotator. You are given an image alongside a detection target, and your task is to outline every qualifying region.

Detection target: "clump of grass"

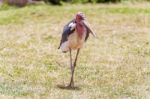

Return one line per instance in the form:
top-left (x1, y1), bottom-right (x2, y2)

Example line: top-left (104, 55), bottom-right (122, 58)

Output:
top-left (0, 4), bottom-right (16, 11)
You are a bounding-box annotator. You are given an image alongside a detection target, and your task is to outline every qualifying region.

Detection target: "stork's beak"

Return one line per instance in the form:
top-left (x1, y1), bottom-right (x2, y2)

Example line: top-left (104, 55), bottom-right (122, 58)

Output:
top-left (83, 20), bottom-right (96, 37)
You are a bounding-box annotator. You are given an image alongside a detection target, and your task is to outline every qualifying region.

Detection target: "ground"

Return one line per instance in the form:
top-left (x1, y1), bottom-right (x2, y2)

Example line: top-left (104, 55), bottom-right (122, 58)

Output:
top-left (0, 3), bottom-right (150, 99)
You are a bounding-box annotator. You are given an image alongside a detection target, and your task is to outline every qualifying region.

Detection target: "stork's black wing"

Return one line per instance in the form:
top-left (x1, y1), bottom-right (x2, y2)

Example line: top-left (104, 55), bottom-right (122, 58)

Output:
top-left (58, 19), bottom-right (76, 49)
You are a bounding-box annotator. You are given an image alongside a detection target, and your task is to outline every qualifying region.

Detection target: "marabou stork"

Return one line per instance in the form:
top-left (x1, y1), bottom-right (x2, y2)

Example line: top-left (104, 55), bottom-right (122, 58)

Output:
top-left (58, 12), bottom-right (96, 88)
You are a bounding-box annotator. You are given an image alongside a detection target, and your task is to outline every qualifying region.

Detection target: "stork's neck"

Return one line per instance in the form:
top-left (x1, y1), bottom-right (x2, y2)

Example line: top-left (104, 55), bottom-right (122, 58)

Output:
top-left (76, 21), bottom-right (86, 39)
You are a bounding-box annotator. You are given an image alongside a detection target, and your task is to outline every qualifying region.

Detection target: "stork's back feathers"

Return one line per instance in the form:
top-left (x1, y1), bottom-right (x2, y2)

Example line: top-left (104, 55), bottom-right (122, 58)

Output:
top-left (58, 20), bottom-right (76, 49)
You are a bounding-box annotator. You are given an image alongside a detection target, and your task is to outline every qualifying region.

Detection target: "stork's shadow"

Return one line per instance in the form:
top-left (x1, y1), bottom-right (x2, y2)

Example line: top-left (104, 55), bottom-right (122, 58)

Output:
top-left (57, 84), bottom-right (81, 90)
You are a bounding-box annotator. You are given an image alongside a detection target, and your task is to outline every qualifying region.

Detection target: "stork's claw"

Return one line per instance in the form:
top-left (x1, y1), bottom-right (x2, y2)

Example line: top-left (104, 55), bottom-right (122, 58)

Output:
top-left (66, 83), bottom-right (75, 89)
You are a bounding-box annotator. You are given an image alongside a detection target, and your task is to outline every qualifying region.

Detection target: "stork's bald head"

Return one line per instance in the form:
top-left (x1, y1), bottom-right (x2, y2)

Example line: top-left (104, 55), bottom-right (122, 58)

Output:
top-left (75, 12), bottom-right (85, 22)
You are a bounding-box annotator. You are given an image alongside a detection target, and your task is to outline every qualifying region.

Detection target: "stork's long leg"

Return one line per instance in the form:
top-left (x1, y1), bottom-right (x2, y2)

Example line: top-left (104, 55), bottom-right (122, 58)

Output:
top-left (74, 49), bottom-right (80, 68)
top-left (68, 48), bottom-right (73, 87)
top-left (69, 49), bottom-right (80, 87)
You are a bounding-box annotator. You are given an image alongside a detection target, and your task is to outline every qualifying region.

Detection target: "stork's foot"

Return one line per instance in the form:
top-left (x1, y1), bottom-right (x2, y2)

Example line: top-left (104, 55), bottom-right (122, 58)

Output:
top-left (66, 82), bottom-right (74, 88)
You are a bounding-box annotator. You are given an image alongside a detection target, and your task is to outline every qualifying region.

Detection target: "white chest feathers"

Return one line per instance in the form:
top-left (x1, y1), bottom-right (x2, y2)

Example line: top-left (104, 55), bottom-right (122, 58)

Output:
top-left (60, 31), bottom-right (86, 52)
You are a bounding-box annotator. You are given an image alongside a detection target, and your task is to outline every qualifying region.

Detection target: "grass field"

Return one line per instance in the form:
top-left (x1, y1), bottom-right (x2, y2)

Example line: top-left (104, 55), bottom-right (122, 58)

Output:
top-left (0, 3), bottom-right (150, 99)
